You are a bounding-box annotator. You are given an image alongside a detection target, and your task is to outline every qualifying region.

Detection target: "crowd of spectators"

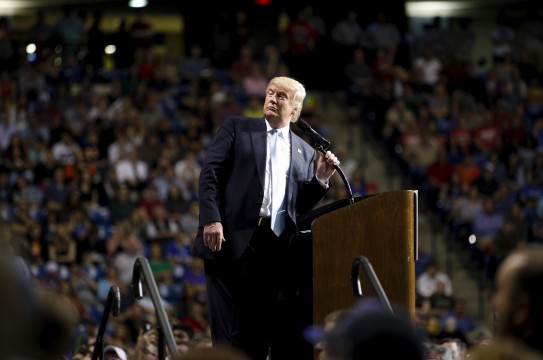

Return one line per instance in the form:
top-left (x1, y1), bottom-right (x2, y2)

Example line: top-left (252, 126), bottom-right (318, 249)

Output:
top-left (0, 5), bottom-right (372, 359)
top-left (359, 12), bottom-right (543, 287)
top-left (2, 3), bottom-right (543, 359)
top-left (340, 9), bottom-right (543, 356)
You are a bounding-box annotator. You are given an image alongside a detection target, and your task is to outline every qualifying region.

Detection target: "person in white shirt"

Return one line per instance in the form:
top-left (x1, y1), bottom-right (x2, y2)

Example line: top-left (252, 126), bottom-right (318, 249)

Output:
top-left (114, 147), bottom-right (148, 190)
top-left (416, 260), bottom-right (453, 299)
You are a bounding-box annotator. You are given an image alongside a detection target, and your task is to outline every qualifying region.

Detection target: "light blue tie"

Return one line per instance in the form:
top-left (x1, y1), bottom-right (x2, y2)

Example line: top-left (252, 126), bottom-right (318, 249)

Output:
top-left (270, 129), bottom-right (286, 236)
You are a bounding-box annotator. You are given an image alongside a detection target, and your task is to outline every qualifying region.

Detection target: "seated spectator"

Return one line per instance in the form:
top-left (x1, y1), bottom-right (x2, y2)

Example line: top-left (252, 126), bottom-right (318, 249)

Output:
top-left (438, 298), bottom-right (477, 344)
top-left (178, 298), bottom-right (209, 338)
top-left (143, 204), bottom-right (179, 244)
top-left (178, 201), bottom-right (199, 236)
top-left (183, 257), bottom-right (206, 303)
top-left (114, 148), bottom-right (149, 192)
top-left (152, 164), bottom-right (185, 205)
top-left (173, 150), bottom-right (201, 198)
top-left (158, 270), bottom-right (184, 314)
top-left (179, 44), bottom-right (210, 84)
top-left (472, 109), bottom-right (502, 156)
top-left (434, 315), bottom-right (470, 346)
top-left (402, 129), bottom-right (442, 188)
top-left (448, 115), bottom-right (474, 156)
top-left (133, 326), bottom-right (159, 360)
top-left (448, 185), bottom-right (483, 245)
top-left (137, 185), bottom-right (163, 218)
top-left (454, 154), bottom-right (481, 188)
top-left (425, 147), bottom-right (455, 210)
top-left (381, 98), bottom-right (416, 153)
top-left (97, 264), bottom-right (119, 302)
top-left (470, 197), bottom-right (505, 264)
top-left (164, 231), bottom-right (192, 281)
top-left (471, 162), bottom-right (500, 198)
top-left (147, 242), bottom-right (172, 282)
top-left (51, 131), bottom-right (81, 169)
top-left (493, 183), bottom-right (519, 216)
top-left (172, 323), bottom-right (195, 355)
top-left (429, 281), bottom-right (456, 315)
top-left (163, 184), bottom-right (189, 216)
top-left (108, 222), bottom-right (145, 286)
top-left (108, 184), bottom-right (137, 224)
top-left (241, 95), bottom-right (263, 118)
top-left (241, 63), bottom-right (268, 100)
top-left (416, 260), bottom-right (453, 304)
top-left (435, 169), bottom-right (466, 222)
top-left (43, 166), bottom-right (72, 210)
top-left (485, 215), bottom-right (528, 280)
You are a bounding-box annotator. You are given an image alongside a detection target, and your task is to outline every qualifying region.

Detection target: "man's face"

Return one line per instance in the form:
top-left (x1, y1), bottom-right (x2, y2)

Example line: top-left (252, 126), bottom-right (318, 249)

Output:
top-left (174, 329), bottom-right (191, 353)
top-left (263, 84), bottom-right (296, 126)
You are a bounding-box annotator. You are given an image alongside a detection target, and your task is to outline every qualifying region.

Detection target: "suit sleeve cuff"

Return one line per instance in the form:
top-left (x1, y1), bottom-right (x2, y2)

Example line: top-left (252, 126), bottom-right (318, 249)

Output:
top-left (316, 176), bottom-right (329, 189)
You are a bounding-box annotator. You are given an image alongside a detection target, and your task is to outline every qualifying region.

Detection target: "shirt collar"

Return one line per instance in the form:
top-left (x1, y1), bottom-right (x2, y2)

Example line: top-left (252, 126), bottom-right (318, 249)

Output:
top-left (265, 119), bottom-right (289, 138)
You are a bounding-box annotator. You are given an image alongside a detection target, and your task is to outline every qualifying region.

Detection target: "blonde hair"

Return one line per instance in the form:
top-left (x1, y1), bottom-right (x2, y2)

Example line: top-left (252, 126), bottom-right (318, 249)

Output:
top-left (268, 76), bottom-right (306, 122)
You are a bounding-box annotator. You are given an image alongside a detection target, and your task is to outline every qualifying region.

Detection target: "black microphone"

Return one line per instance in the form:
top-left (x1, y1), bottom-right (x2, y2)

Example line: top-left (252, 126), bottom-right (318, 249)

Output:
top-left (296, 118), bottom-right (330, 150)
top-left (296, 118), bottom-right (355, 205)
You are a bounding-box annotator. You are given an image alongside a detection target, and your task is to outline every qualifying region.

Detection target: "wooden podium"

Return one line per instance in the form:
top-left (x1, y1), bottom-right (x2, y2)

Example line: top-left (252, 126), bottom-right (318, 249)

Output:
top-left (286, 190), bottom-right (418, 359)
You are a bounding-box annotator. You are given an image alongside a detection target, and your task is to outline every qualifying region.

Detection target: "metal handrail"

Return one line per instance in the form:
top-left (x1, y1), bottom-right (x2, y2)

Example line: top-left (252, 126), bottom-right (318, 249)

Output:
top-left (132, 256), bottom-right (181, 360)
top-left (91, 286), bottom-right (121, 360)
top-left (351, 255), bottom-right (394, 314)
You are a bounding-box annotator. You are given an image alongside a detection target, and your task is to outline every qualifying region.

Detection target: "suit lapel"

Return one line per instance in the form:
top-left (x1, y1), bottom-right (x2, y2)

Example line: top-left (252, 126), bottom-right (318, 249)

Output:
top-left (290, 132), bottom-right (304, 176)
top-left (251, 118), bottom-right (267, 187)
top-left (288, 130), bottom-right (305, 204)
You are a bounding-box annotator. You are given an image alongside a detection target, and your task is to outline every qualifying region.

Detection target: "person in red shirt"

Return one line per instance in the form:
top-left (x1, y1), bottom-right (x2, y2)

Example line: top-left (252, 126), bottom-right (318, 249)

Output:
top-left (449, 115), bottom-right (473, 155)
top-left (426, 148), bottom-right (455, 210)
top-left (473, 110), bottom-right (502, 155)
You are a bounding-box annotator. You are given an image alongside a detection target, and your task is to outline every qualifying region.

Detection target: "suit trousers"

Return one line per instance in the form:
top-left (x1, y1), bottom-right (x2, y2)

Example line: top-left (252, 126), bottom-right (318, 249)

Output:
top-left (204, 222), bottom-right (296, 360)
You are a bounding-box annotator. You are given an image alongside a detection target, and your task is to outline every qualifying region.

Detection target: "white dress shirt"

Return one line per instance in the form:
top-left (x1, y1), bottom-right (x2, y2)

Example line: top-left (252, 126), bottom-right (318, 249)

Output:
top-left (260, 121), bottom-right (290, 217)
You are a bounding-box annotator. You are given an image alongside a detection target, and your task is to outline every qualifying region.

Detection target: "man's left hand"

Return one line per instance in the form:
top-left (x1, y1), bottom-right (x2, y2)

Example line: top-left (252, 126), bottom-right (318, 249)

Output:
top-left (315, 150), bottom-right (339, 183)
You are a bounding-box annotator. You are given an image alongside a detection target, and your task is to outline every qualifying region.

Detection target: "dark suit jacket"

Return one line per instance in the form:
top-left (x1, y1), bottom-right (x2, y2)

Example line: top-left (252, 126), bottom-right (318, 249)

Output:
top-left (193, 115), bottom-right (329, 260)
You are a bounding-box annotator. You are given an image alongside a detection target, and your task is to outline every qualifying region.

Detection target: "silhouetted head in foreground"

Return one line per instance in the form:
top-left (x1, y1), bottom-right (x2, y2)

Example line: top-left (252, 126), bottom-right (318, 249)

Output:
top-left (324, 298), bottom-right (425, 360)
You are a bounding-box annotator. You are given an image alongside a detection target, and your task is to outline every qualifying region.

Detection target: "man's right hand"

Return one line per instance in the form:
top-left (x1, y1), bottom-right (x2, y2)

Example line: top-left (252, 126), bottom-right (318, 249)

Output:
top-left (203, 222), bottom-right (226, 252)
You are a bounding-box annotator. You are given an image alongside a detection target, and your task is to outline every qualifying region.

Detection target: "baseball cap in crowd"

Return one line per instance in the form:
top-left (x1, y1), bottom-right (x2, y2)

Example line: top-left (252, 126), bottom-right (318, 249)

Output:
top-left (104, 345), bottom-right (128, 360)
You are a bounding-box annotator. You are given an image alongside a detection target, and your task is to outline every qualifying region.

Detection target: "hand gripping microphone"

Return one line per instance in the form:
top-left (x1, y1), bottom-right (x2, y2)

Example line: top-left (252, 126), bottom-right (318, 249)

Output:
top-left (296, 118), bottom-right (354, 204)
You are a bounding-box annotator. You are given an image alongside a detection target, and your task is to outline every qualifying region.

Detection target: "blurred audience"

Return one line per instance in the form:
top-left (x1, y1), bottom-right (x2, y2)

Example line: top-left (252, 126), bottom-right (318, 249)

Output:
top-left (1, 3), bottom-right (543, 359)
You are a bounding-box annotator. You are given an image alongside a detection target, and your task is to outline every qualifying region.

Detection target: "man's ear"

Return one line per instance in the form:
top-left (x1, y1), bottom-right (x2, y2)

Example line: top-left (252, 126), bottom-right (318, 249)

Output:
top-left (290, 107), bottom-right (299, 122)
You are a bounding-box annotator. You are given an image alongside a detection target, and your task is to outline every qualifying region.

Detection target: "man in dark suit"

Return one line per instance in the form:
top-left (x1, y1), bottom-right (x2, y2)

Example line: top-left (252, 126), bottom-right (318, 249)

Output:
top-left (193, 76), bottom-right (339, 360)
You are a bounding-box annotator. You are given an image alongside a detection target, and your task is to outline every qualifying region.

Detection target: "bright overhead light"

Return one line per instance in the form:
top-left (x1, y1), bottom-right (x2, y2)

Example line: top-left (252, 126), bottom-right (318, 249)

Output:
top-left (129, 0), bottom-right (147, 7)
top-left (405, 1), bottom-right (474, 17)
top-left (26, 43), bottom-right (36, 54)
top-left (0, 0), bottom-right (27, 15)
top-left (105, 45), bottom-right (116, 54)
